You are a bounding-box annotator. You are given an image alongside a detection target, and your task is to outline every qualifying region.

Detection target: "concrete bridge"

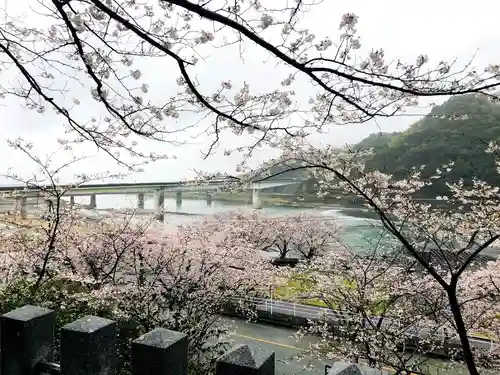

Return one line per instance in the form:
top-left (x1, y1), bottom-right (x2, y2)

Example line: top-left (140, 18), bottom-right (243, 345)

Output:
top-left (0, 177), bottom-right (304, 219)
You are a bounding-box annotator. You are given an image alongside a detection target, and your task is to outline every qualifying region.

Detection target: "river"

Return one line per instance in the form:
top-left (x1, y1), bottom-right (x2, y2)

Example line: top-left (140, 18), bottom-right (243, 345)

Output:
top-left (68, 194), bottom-right (394, 253)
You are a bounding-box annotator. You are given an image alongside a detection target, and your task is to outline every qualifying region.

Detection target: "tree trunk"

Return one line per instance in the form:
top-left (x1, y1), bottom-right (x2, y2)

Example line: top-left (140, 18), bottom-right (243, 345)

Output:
top-left (279, 242), bottom-right (288, 259)
top-left (447, 289), bottom-right (480, 375)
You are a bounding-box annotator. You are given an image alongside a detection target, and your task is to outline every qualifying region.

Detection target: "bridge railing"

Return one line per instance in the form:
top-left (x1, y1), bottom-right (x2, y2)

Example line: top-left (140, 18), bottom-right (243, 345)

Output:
top-left (0, 177), bottom-right (307, 193)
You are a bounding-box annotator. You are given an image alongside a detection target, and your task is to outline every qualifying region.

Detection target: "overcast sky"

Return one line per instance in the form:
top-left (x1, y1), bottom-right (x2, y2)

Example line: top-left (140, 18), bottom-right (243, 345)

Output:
top-left (1, 0), bottom-right (499, 185)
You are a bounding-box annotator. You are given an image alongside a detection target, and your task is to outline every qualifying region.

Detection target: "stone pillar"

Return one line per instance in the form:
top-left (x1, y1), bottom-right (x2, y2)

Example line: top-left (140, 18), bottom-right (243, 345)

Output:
top-left (61, 315), bottom-right (116, 375)
top-left (252, 189), bottom-right (262, 209)
top-left (132, 328), bottom-right (188, 375)
top-left (1, 305), bottom-right (56, 375)
top-left (216, 344), bottom-right (275, 375)
top-left (154, 190), bottom-right (164, 221)
top-left (137, 193), bottom-right (145, 209)
top-left (70, 195), bottom-right (75, 208)
top-left (326, 362), bottom-right (374, 375)
top-left (206, 191), bottom-right (212, 206)
top-left (89, 194), bottom-right (97, 209)
top-left (176, 191), bottom-right (182, 208)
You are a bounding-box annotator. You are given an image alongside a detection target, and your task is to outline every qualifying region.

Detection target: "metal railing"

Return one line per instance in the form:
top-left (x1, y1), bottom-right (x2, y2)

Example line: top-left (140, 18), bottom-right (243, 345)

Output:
top-left (231, 296), bottom-right (498, 352)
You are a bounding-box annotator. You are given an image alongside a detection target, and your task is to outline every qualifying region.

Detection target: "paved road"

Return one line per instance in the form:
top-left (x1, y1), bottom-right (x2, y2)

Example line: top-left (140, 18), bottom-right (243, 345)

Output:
top-left (224, 317), bottom-right (327, 375)
top-left (237, 297), bottom-right (497, 352)
top-left (225, 317), bottom-right (482, 375)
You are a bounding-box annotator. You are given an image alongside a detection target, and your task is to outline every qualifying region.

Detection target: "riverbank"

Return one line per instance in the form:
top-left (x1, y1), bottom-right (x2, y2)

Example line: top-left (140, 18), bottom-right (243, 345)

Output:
top-left (165, 191), bottom-right (321, 207)
top-left (164, 191), bottom-right (379, 219)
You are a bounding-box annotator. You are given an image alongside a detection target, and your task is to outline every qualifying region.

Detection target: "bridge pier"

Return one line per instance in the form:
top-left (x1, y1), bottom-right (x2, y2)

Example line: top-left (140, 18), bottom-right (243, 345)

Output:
top-left (44, 198), bottom-right (54, 214)
top-left (13, 196), bottom-right (27, 218)
top-left (206, 191), bottom-right (212, 206)
top-left (252, 189), bottom-right (262, 209)
top-left (69, 196), bottom-right (75, 208)
top-left (175, 191), bottom-right (182, 208)
top-left (89, 194), bottom-right (97, 209)
top-left (154, 190), bottom-right (164, 221)
top-left (137, 193), bottom-right (145, 209)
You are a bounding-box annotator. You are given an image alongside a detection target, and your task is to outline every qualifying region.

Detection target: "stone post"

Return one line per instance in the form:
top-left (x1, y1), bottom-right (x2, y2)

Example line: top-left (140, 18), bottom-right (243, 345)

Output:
top-left (327, 362), bottom-right (386, 375)
top-left (1, 305), bottom-right (56, 375)
top-left (137, 192), bottom-right (145, 209)
top-left (175, 191), bottom-right (182, 208)
top-left (154, 190), bottom-right (165, 221)
top-left (216, 344), bottom-right (275, 375)
top-left (89, 194), bottom-right (97, 209)
top-left (61, 316), bottom-right (116, 375)
top-left (132, 328), bottom-right (188, 375)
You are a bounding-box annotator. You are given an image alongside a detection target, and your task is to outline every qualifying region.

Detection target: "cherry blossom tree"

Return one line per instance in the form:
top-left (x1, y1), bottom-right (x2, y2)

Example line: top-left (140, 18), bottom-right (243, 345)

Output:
top-left (0, 205), bottom-right (274, 374)
top-left (0, 146), bottom-right (274, 375)
top-left (196, 210), bottom-right (341, 261)
top-left (284, 244), bottom-right (457, 374)
top-left (2, 1), bottom-right (500, 168)
top-left (4, 3), bottom-right (500, 371)
top-left (256, 213), bottom-right (341, 260)
top-left (237, 136), bottom-right (500, 374)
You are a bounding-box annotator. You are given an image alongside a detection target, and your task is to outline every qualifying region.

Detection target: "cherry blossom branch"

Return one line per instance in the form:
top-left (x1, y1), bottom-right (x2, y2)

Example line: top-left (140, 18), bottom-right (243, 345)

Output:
top-left (86, 0), bottom-right (296, 150)
top-left (453, 235), bottom-right (500, 281)
top-left (2, 0), bottom-right (498, 168)
top-left (169, 0), bottom-right (500, 100)
top-left (53, 0), bottom-right (156, 138)
top-left (252, 162), bottom-right (449, 288)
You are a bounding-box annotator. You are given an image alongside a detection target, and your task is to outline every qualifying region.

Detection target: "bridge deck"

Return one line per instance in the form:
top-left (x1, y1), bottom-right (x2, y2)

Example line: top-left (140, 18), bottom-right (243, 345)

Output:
top-left (0, 178), bottom-right (306, 196)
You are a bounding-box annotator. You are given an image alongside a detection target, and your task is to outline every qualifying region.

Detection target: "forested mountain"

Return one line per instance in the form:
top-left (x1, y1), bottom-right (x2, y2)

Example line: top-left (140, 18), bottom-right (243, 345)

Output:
top-left (354, 132), bottom-right (400, 151)
top-left (357, 94), bottom-right (500, 196)
top-left (259, 94), bottom-right (500, 198)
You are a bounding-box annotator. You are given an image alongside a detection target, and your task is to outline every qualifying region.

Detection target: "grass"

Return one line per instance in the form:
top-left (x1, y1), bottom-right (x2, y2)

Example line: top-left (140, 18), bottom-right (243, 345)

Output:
top-left (469, 331), bottom-right (497, 341)
top-left (273, 273), bottom-right (393, 313)
top-left (0, 215), bottom-right (49, 229)
top-left (274, 274), bottom-right (329, 307)
top-left (273, 274), bottom-right (497, 342)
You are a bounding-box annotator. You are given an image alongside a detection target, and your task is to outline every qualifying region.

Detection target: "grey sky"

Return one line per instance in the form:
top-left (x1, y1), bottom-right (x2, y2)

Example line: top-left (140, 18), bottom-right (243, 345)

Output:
top-left (0, 0), bottom-right (499, 184)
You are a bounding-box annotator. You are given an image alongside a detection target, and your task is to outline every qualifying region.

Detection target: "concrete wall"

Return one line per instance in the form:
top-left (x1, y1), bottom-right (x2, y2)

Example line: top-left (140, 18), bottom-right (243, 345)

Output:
top-left (0, 304), bottom-right (276, 375)
top-left (0, 304), bottom-right (381, 375)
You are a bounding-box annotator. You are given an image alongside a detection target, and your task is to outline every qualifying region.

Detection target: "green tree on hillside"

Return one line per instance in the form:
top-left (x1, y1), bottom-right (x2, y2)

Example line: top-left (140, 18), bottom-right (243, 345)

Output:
top-left (354, 131), bottom-right (400, 152)
top-left (357, 95), bottom-right (500, 197)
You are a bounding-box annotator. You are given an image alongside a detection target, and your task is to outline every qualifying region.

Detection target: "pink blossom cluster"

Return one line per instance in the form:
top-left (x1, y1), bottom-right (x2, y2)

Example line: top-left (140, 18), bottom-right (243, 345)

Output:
top-left (251, 139), bottom-right (500, 373)
top-left (201, 210), bottom-right (341, 260)
top-left (0, 210), bottom-right (275, 329)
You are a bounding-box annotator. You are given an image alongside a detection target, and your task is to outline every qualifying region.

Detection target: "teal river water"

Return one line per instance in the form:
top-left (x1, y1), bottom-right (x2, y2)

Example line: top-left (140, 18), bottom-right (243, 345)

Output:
top-left (69, 194), bottom-right (394, 252)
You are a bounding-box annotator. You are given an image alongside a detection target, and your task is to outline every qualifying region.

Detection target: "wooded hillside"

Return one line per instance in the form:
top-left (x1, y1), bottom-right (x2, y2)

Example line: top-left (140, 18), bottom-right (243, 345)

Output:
top-left (357, 94), bottom-right (500, 196)
top-left (261, 94), bottom-right (500, 198)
